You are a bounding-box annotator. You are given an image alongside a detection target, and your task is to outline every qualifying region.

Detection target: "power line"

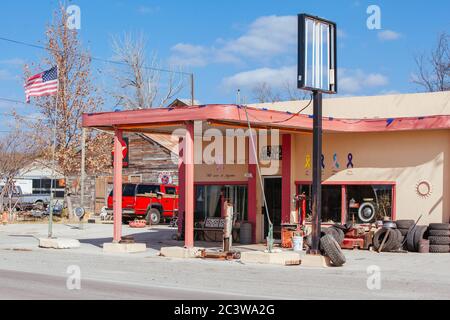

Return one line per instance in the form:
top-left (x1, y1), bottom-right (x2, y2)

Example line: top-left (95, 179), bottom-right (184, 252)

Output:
top-left (0, 97), bottom-right (33, 106)
top-left (0, 36), bottom-right (193, 77)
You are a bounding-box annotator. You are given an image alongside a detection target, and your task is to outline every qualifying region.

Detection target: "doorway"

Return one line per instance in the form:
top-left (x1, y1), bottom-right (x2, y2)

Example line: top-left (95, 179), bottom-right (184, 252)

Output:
top-left (263, 177), bottom-right (282, 240)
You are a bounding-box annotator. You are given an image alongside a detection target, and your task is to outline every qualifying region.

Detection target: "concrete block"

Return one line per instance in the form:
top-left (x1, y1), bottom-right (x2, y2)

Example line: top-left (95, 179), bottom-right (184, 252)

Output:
top-left (300, 254), bottom-right (330, 268)
top-left (39, 238), bottom-right (80, 249)
top-left (103, 242), bottom-right (147, 253)
top-left (240, 251), bottom-right (301, 266)
top-left (160, 246), bottom-right (203, 259)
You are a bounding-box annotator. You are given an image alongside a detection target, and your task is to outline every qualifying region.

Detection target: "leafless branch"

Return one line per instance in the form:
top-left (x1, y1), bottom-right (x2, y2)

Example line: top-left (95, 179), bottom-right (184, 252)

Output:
top-left (412, 32), bottom-right (450, 92)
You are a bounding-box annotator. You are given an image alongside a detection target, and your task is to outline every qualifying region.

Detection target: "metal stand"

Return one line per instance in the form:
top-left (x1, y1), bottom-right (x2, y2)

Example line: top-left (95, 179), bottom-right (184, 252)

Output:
top-left (310, 90), bottom-right (322, 254)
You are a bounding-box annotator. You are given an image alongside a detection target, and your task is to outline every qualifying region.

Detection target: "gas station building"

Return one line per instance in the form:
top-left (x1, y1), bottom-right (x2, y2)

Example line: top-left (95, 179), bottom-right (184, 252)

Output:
top-left (82, 91), bottom-right (450, 246)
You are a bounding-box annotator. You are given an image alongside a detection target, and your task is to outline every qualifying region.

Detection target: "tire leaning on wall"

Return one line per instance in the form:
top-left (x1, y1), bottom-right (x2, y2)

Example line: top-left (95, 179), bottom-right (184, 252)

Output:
top-left (320, 234), bottom-right (346, 267)
top-left (413, 225), bottom-right (429, 252)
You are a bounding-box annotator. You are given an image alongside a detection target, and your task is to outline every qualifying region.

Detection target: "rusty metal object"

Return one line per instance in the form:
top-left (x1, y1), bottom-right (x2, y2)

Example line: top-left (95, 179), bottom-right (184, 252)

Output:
top-left (418, 239), bottom-right (430, 253)
top-left (200, 250), bottom-right (241, 260)
top-left (119, 235), bottom-right (135, 244)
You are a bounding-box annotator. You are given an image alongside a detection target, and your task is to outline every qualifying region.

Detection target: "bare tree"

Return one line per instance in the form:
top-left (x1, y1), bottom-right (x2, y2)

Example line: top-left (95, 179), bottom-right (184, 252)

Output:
top-left (282, 81), bottom-right (311, 101)
top-left (251, 82), bottom-right (282, 103)
top-left (251, 81), bottom-right (310, 103)
top-left (0, 131), bottom-right (38, 215)
top-left (111, 33), bottom-right (185, 109)
top-left (21, 5), bottom-right (110, 218)
top-left (412, 32), bottom-right (449, 92)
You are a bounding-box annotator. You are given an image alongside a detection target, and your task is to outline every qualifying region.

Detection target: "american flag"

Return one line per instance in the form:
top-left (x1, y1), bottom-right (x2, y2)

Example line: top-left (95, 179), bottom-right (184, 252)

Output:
top-left (24, 66), bottom-right (58, 103)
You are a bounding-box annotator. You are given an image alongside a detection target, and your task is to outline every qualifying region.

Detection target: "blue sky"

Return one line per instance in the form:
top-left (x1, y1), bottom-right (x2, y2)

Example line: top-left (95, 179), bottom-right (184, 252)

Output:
top-left (0, 0), bottom-right (449, 129)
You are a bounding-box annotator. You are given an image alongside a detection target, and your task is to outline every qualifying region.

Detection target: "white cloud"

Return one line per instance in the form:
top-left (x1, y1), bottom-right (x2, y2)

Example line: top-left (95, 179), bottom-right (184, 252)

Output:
top-left (378, 30), bottom-right (402, 41)
top-left (222, 65), bottom-right (296, 89)
top-left (222, 15), bottom-right (297, 58)
top-left (169, 43), bottom-right (209, 67)
top-left (169, 15), bottom-right (297, 67)
top-left (339, 68), bottom-right (389, 94)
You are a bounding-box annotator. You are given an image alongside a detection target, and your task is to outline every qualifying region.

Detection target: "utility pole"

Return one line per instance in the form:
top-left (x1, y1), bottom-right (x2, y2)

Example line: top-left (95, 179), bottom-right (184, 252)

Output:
top-left (190, 73), bottom-right (195, 106)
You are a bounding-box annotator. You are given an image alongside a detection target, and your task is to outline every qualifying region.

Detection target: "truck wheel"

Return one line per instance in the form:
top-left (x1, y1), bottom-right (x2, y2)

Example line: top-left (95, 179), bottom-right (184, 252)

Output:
top-left (146, 208), bottom-right (161, 225)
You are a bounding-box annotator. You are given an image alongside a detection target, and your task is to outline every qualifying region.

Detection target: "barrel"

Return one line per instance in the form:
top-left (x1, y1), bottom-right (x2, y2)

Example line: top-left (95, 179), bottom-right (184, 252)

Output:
top-left (418, 239), bottom-right (430, 253)
top-left (239, 222), bottom-right (252, 245)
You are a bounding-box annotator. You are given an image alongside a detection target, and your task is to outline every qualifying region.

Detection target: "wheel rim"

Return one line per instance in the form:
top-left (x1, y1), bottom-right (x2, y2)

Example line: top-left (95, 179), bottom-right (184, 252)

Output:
top-left (150, 212), bottom-right (159, 224)
top-left (358, 203), bottom-right (375, 222)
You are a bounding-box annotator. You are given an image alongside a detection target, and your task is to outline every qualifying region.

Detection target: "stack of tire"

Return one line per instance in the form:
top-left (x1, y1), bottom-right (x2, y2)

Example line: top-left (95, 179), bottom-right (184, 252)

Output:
top-left (373, 227), bottom-right (403, 252)
top-left (427, 223), bottom-right (450, 253)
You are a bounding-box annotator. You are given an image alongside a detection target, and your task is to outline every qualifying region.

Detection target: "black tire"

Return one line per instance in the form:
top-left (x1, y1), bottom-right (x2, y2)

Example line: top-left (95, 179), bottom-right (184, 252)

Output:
top-left (428, 236), bottom-right (450, 245)
top-left (122, 217), bottom-right (132, 225)
top-left (146, 208), bottom-right (161, 225)
top-left (398, 228), bottom-right (410, 236)
top-left (391, 229), bottom-right (403, 251)
top-left (395, 220), bottom-right (415, 229)
top-left (428, 223), bottom-right (450, 230)
top-left (413, 225), bottom-right (428, 252)
top-left (373, 228), bottom-right (400, 252)
top-left (333, 227), bottom-right (345, 245)
top-left (429, 245), bottom-right (450, 253)
top-left (428, 229), bottom-right (450, 237)
top-left (332, 224), bottom-right (347, 232)
top-left (306, 231), bottom-right (326, 248)
top-left (406, 226), bottom-right (417, 252)
top-left (320, 234), bottom-right (346, 267)
top-left (324, 227), bottom-right (344, 245)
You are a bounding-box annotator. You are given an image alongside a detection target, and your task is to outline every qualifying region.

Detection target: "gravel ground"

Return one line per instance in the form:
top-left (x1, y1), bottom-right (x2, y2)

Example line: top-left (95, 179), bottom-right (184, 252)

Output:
top-left (0, 223), bottom-right (449, 300)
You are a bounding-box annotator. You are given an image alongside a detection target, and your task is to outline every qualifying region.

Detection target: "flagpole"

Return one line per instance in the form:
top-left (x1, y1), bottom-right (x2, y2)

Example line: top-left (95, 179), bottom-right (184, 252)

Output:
top-left (48, 85), bottom-right (57, 238)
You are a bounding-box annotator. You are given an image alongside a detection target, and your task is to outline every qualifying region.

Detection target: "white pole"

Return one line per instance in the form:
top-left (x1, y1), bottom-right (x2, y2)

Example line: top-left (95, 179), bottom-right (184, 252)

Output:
top-left (48, 97), bottom-right (57, 238)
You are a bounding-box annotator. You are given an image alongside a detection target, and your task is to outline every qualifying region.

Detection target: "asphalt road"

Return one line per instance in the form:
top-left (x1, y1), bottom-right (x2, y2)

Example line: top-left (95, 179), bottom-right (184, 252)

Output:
top-left (0, 269), bottom-right (264, 300)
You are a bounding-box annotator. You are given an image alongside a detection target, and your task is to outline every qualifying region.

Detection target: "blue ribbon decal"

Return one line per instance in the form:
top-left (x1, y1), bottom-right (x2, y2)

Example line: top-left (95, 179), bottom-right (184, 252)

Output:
top-left (321, 154), bottom-right (325, 169)
top-left (386, 118), bottom-right (394, 127)
top-left (347, 153), bottom-right (354, 169)
top-left (333, 153), bottom-right (340, 169)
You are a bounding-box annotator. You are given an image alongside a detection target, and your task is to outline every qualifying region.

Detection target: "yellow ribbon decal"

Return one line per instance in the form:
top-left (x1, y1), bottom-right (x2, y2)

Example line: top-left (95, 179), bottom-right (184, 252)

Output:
top-left (305, 154), bottom-right (312, 169)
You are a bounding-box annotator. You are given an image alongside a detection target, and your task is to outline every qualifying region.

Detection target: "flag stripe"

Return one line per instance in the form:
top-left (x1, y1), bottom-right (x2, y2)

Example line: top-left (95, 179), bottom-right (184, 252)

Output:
top-left (24, 67), bottom-right (58, 102)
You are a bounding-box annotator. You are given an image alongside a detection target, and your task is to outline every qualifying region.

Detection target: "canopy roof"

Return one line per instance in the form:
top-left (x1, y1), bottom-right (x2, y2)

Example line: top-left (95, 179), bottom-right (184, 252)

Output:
top-left (82, 104), bottom-right (450, 134)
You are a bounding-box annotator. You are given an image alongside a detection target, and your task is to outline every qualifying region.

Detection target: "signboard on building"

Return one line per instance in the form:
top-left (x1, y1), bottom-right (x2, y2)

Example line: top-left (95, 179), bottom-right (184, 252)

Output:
top-left (158, 172), bottom-right (173, 185)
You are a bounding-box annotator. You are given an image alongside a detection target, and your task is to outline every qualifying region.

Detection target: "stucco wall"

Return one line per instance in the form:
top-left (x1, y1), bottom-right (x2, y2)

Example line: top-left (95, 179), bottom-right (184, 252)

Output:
top-left (292, 130), bottom-right (450, 225)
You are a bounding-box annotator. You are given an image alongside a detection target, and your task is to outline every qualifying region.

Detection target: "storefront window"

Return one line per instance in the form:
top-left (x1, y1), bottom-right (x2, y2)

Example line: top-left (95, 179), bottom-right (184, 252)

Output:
top-left (297, 184), bottom-right (342, 224)
top-left (195, 185), bottom-right (248, 222)
top-left (346, 185), bottom-right (393, 224)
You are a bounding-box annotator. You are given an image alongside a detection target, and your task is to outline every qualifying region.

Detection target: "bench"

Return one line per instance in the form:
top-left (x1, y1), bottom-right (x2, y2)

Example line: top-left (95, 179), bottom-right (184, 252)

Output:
top-left (194, 217), bottom-right (225, 242)
top-left (194, 217), bottom-right (241, 242)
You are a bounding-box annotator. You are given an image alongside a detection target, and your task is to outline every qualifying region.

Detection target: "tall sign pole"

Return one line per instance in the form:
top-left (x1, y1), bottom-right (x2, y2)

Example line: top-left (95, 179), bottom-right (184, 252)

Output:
top-left (298, 14), bottom-right (337, 254)
top-left (311, 91), bottom-right (322, 254)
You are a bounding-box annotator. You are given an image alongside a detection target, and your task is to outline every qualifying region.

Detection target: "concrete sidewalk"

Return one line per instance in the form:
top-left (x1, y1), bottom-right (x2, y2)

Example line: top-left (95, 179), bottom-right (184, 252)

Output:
top-left (1, 223), bottom-right (450, 300)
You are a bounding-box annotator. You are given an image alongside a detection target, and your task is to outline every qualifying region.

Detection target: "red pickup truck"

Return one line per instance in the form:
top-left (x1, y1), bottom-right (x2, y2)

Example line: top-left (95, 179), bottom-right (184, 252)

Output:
top-left (107, 183), bottom-right (179, 225)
